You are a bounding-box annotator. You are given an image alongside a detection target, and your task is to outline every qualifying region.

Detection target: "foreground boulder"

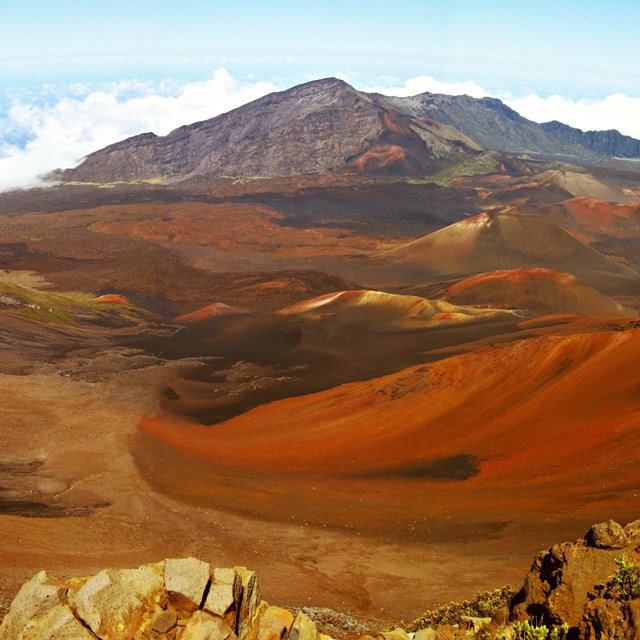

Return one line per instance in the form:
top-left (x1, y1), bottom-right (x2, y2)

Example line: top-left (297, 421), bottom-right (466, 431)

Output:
top-left (0, 557), bottom-right (330, 640)
top-left (511, 519), bottom-right (640, 639)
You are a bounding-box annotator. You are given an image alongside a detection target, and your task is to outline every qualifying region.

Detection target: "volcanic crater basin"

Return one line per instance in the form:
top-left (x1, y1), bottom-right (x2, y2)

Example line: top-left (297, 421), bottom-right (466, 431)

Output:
top-left (2, 170), bottom-right (640, 628)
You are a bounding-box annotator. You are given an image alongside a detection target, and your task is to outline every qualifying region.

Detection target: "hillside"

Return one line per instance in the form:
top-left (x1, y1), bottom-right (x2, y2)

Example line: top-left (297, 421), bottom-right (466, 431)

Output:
top-left (378, 210), bottom-right (638, 292)
top-left (58, 79), bottom-right (479, 183)
top-left (381, 93), bottom-right (600, 161)
top-left (439, 268), bottom-right (636, 317)
top-left (55, 79), bottom-right (640, 184)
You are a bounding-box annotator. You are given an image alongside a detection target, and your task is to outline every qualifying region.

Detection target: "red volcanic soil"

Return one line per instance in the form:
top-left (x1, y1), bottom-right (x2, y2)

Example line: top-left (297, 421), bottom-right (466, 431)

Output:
top-left (441, 268), bottom-right (636, 317)
top-left (88, 201), bottom-right (381, 257)
top-left (138, 328), bottom-right (640, 532)
top-left (251, 281), bottom-right (288, 290)
top-left (350, 145), bottom-right (409, 174)
top-left (378, 210), bottom-right (636, 292)
top-left (95, 293), bottom-right (132, 306)
top-left (561, 197), bottom-right (640, 238)
top-left (174, 302), bottom-right (251, 325)
top-left (382, 110), bottom-right (414, 136)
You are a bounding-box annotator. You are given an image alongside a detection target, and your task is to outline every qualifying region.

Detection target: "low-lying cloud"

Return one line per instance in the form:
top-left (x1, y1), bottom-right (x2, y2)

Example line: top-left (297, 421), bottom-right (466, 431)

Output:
top-left (1, 69), bottom-right (639, 192)
top-left (0, 69), bottom-right (276, 191)
top-left (369, 77), bottom-right (640, 139)
top-left (506, 92), bottom-right (640, 139)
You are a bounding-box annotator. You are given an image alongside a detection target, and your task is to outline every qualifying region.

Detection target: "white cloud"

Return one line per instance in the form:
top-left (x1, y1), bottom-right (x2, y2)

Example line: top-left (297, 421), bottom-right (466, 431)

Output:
top-left (363, 75), bottom-right (640, 140)
top-left (360, 75), bottom-right (489, 99)
top-left (505, 92), bottom-right (640, 139)
top-left (2, 70), bottom-right (640, 192)
top-left (0, 69), bottom-right (277, 191)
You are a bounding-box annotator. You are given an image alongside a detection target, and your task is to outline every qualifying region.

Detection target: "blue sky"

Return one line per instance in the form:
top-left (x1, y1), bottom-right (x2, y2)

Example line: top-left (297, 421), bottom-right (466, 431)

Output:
top-left (3, 0), bottom-right (638, 97)
top-left (1, 0), bottom-right (639, 189)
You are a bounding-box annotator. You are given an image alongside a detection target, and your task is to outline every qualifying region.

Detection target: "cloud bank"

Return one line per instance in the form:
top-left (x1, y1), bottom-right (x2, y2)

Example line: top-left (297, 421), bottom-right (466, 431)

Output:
top-left (1, 70), bottom-right (639, 192)
top-left (370, 76), bottom-right (640, 139)
top-left (506, 92), bottom-right (640, 139)
top-left (0, 69), bottom-right (276, 191)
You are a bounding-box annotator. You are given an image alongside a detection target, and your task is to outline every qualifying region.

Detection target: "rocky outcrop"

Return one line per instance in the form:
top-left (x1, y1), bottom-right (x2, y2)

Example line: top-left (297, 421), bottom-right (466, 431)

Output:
top-left (0, 558), bottom-right (323, 640)
top-left (511, 519), bottom-right (640, 639)
top-left (5, 521), bottom-right (640, 639)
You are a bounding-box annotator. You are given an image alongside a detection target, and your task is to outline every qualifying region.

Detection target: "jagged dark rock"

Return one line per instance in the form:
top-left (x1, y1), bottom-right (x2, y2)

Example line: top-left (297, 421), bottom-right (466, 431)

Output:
top-left (541, 121), bottom-right (640, 158)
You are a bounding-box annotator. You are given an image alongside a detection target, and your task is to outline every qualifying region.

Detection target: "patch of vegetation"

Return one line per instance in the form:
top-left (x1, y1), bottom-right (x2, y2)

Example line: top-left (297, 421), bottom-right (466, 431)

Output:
top-left (425, 154), bottom-right (502, 186)
top-left (611, 555), bottom-right (640, 600)
top-left (520, 159), bottom-right (587, 173)
top-left (399, 585), bottom-right (515, 632)
top-left (0, 280), bottom-right (77, 324)
top-left (508, 620), bottom-right (569, 640)
top-left (0, 279), bottom-right (144, 326)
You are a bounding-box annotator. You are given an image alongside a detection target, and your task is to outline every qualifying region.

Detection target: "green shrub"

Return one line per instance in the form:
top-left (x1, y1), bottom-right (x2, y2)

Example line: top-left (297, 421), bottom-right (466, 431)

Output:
top-left (612, 555), bottom-right (640, 599)
top-left (514, 620), bottom-right (568, 640)
top-left (400, 585), bottom-right (515, 632)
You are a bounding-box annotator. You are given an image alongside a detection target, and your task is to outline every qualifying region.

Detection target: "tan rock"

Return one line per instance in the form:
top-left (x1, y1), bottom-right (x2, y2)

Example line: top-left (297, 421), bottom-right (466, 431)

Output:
top-left (381, 628), bottom-right (410, 640)
top-left (235, 567), bottom-right (261, 640)
top-left (413, 629), bottom-right (436, 640)
top-left (0, 571), bottom-right (67, 640)
top-left (69, 564), bottom-right (164, 640)
top-left (433, 626), bottom-right (457, 640)
top-left (204, 568), bottom-right (242, 630)
top-left (256, 605), bottom-right (294, 640)
top-left (623, 519), bottom-right (640, 542)
top-left (17, 604), bottom-right (94, 640)
top-left (290, 612), bottom-right (319, 640)
top-left (586, 520), bottom-right (628, 550)
top-left (459, 616), bottom-right (490, 633)
top-left (181, 610), bottom-right (238, 640)
top-left (490, 606), bottom-right (510, 627)
top-left (243, 601), bottom-right (269, 640)
top-left (152, 607), bottom-right (178, 633)
top-left (164, 557), bottom-right (211, 614)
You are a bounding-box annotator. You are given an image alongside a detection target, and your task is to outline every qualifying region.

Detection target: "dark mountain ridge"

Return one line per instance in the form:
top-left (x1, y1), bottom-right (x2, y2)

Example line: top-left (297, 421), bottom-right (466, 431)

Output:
top-left (540, 120), bottom-right (640, 157)
top-left (56, 77), bottom-right (640, 184)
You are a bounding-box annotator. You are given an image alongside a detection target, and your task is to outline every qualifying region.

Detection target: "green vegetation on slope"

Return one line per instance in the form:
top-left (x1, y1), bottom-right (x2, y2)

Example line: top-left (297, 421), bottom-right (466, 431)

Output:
top-left (0, 279), bottom-right (140, 326)
top-left (424, 154), bottom-right (502, 186)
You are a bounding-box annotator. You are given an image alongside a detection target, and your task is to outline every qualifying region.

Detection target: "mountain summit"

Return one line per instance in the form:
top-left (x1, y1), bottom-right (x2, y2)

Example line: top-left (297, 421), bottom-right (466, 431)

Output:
top-left (59, 78), bottom-right (478, 183)
top-left (57, 78), bottom-right (640, 184)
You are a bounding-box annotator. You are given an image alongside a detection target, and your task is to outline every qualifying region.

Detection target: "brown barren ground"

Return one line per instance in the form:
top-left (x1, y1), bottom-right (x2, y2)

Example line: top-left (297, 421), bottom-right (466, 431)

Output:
top-left (0, 357), bottom-right (552, 626)
top-left (2, 174), bottom-right (640, 627)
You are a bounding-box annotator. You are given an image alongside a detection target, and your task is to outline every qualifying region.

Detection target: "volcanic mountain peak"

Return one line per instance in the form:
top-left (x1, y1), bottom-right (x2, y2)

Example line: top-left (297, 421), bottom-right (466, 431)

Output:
top-left (380, 209), bottom-right (637, 292)
top-left (59, 76), bottom-right (481, 183)
top-left (55, 77), bottom-right (640, 185)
